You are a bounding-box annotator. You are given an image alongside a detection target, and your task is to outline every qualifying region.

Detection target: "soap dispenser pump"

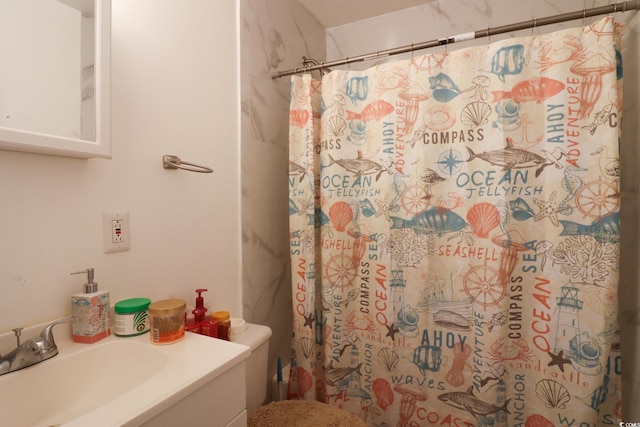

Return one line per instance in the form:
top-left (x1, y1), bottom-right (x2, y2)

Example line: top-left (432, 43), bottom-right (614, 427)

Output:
top-left (71, 268), bottom-right (110, 344)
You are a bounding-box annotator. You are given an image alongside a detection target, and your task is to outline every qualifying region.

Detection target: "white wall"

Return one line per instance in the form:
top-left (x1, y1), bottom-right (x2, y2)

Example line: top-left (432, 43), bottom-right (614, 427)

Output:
top-left (326, 0), bottom-right (640, 420)
top-left (0, 0), bottom-right (241, 334)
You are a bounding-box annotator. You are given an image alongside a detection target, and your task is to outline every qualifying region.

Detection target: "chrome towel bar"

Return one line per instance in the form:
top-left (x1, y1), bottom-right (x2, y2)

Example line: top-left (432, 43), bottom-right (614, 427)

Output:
top-left (162, 155), bottom-right (213, 173)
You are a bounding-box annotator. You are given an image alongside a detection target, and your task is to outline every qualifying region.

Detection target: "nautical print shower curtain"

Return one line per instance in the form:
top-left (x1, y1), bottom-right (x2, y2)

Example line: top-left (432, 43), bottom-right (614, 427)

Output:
top-left (288, 17), bottom-right (623, 427)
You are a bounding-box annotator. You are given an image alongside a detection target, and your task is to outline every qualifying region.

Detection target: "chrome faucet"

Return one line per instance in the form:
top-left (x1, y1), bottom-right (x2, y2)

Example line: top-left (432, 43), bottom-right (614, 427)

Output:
top-left (0, 315), bottom-right (73, 376)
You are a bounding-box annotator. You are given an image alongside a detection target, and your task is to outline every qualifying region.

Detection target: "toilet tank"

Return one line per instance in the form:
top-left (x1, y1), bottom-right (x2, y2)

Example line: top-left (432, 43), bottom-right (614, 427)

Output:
top-left (230, 321), bottom-right (272, 414)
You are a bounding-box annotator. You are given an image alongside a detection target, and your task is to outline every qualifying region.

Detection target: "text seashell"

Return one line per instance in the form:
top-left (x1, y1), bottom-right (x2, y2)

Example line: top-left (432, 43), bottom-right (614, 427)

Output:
top-left (378, 347), bottom-right (400, 372)
top-left (372, 378), bottom-right (394, 410)
top-left (466, 202), bottom-right (501, 238)
top-left (328, 201), bottom-right (354, 232)
top-left (461, 101), bottom-right (492, 128)
top-left (535, 379), bottom-right (570, 409)
top-left (525, 414), bottom-right (555, 427)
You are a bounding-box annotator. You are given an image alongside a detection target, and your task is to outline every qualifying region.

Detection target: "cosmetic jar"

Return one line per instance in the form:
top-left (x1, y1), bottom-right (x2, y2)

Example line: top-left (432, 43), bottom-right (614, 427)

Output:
top-left (114, 297), bottom-right (151, 337)
top-left (148, 299), bottom-right (186, 345)
top-left (212, 311), bottom-right (231, 341)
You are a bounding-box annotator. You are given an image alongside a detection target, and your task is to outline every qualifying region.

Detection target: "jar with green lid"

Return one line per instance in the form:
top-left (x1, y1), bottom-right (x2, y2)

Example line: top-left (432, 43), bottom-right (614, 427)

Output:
top-left (148, 299), bottom-right (186, 345)
top-left (114, 297), bottom-right (151, 337)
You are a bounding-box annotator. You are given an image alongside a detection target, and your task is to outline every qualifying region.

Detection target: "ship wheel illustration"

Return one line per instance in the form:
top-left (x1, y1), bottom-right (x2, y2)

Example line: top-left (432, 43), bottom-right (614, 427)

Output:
top-left (400, 185), bottom-right (430, 215)
top-left (463, 265), bottom-right (505, 309)
top-left (324, 253), bottom-right (357, 289)
top-left (575, 177), bottom-right (619, 219)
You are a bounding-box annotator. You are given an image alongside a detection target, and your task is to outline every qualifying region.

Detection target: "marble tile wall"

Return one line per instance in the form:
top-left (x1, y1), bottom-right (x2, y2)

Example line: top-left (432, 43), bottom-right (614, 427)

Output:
top-left (326, 0), bottom-right (640, 420)
top-left (239, 0), bottom-right (325, 399)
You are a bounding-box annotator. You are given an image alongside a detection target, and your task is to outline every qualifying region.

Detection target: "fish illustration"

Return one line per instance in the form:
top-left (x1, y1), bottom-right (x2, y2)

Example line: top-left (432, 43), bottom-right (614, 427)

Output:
top-left (489, 44), bottom-right (525, 82)
top-left (325, 361), bottom-right (363, 386)
top-left (491, 77), bottom-right (565, 104)
top-left (559, 212), bottom-right (620, 243)
top-left (345, 76), bottom-right (369, 105)
top-left (390, 207), bottom-right (467, 235)
top-left (582, 103), bottom-right (614, 135)
top-left (429, 73), bottom-right (461, 102)
top-left (483, 310), bottom-right (508, 332)
top-left (466, 137), bottom-right (554, 177)
top-left (315, 207), bottom-right (330, 228)
top-left (346, 100), bottom-right (394, 121)
top-left (437, 386), bottom-right (511, 419)
top-left (289, 161), bottom-right (307, 182)
top-left (289, 199), bottom-right (299, 216)
top-left (328, 151), bottom-right (391, 180)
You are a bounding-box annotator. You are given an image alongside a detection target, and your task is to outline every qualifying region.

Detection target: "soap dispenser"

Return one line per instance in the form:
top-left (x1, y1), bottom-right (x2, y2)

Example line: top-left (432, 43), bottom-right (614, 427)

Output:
top-left (192, 288), bottom-right (208, 324)
top-left (71, 268), bottom-right (110, 343)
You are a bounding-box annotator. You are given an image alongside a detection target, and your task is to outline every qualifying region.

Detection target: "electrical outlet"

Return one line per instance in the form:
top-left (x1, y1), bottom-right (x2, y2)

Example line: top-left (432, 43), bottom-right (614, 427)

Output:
top-left (103, 211), bottom-right (130, 253)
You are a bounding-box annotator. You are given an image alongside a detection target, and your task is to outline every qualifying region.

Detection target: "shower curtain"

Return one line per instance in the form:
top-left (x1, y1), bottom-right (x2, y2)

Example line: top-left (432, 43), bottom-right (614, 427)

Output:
top-left (288, 17), bottom-right (622, 427)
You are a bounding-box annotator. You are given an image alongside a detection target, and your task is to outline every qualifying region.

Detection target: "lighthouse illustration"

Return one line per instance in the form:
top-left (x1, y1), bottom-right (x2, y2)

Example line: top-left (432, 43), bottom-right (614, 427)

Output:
top-left (390, 270), bottom-right (419, 337)
top-left (554, 282), bottom-right (583, 356)
top-left (554, 282), bottom-right (603, 375)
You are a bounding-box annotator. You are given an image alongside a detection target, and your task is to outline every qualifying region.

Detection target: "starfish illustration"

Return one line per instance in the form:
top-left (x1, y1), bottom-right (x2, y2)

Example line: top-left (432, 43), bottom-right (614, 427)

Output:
top-left (303, 313), bottom-right (315, 329)
top-left (375, 199), bottom-right (392, 222)
top-left (533, 191), bottom-right (562, 227)
top-left (547, 350), bottom-right (572, 372)
top-left (385, 323), bottom-right (400, 340)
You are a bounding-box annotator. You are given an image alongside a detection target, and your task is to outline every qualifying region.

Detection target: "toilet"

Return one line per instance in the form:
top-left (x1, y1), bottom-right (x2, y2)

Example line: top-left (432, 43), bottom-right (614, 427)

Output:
top-left (229, 320), bottom-right (273, 414)
top-left (233, 322), bottom-right (367, 426)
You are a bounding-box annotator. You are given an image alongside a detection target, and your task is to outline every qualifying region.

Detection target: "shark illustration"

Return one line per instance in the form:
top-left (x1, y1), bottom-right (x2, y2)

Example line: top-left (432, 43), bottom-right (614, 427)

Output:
top-left (437, 386), bottom-right (511, 419)
top-left (466, 137), bottom-right (554, 177)
top-left (328, 151), bottom-right (391, 180)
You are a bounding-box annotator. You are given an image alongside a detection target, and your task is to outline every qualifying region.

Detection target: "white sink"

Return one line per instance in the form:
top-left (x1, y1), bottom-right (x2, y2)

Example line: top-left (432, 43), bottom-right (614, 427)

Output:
top-left (0, 321), bottom-right (250, 427)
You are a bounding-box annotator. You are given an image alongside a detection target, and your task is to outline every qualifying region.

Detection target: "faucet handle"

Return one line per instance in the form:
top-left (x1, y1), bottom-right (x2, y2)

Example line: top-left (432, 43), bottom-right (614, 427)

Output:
top-left (40, 315), bottom-right (74, 347)
top-left (12, 327), bottom-right (23, 347)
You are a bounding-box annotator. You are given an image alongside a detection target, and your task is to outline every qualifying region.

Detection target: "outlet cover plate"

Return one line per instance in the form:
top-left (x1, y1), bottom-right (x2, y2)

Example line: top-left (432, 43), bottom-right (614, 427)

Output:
top-left (103, 210), bottom-right (130, 253)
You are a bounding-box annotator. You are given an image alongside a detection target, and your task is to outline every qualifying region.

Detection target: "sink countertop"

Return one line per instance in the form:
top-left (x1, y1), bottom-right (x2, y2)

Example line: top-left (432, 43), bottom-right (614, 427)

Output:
top-left (0, 322), bottom-right (250, 427)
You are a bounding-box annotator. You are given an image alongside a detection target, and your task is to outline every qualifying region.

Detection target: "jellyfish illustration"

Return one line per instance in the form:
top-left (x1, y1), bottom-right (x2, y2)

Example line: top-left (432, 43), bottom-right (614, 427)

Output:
top-left (570, 54), bottom-right (616, 119)
top-left (399, 83), bottom-right (430, 133)
top-left (466, 202), bottom-right (501, 238)
top-left (328, 201), bottom-right (354, 232)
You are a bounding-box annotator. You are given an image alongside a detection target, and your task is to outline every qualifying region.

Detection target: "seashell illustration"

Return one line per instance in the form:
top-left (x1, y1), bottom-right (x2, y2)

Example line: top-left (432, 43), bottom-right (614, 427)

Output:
top-left (372, 378), bottom-right (394, 410)
top-left (289, 109), bottom-right (310, 127)
top-left (327, 115), bottom-right (347, 137)
top-left (378, 347), bottom-right (400, 372)
top-left (525, 414), bottom-right (555, 427)
top-left (296, 366), bottom-right (313, 398)
top-left (360, 199), bottom-right (376, 217)
top-left (509, 197), bottom-right (535, 221)
top-left (433, 310), bottom-right (472, 330)
top-left (329, 201), bottom-right (354, 232)
top-left (535, 379), bottom-right (570, 409)
top-left (297, 337), bottom-right (315, 359)
top-left (461, 101), bottom-right (492, 127)
top-left (466, 202), bottom-right (501, 238)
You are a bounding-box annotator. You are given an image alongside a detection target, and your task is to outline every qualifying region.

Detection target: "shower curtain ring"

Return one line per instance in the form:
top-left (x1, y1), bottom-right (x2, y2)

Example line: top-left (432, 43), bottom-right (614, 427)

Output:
top-left (532, 17), bottom-right (537, 35)
top-left (583, 8), bottom-right (587, 25)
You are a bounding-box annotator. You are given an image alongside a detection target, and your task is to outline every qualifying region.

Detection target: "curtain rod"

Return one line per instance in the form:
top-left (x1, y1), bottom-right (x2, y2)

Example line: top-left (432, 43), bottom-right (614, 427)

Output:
top-left (271, 0), bottom-right (639, 79)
